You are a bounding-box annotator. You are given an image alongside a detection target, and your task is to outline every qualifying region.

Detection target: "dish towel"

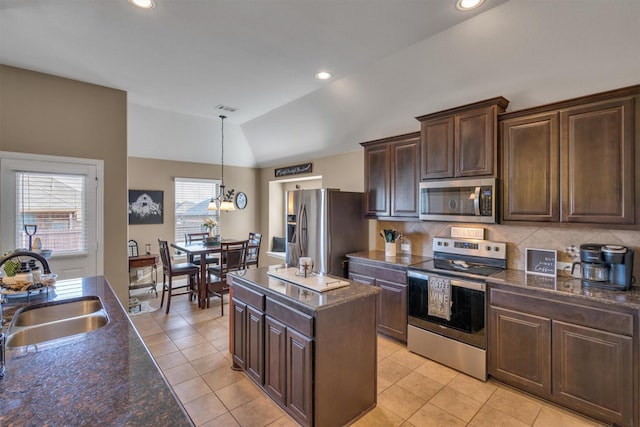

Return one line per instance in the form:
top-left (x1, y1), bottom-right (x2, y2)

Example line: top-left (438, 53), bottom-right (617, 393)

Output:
top-left (428, 276), bottom-right (451, 321)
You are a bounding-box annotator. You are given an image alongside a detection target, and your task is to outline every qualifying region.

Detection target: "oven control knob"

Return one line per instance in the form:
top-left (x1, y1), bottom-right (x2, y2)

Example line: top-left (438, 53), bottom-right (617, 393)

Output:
top-left (437, 241), bottom-right (442, 246)
top-left (443, 242), bottom-right (449, 246)
top-left (486, 246), bottom-right (491, 251)
top-left (494, 246), bottom-right (500, 252)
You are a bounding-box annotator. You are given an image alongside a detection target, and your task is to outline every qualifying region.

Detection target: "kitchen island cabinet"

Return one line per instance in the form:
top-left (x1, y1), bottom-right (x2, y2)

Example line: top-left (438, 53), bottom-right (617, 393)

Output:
top-left (229, 267), bottom-right (379, 427)
top-left (0, 276), bottom-right (193, 426)
top-left (361, 132), bottom-right (420, 218)
top-left (487, 272), bottom-right (640, 427)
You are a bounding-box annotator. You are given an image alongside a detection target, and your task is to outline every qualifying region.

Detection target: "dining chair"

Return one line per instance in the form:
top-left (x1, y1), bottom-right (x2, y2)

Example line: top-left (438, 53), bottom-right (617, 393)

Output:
top-left (246, 232), bottom-right (262, 268)
top-left (207, 240), bottom-right (248, 315)
top-left (158, 239), bottom-right (200, 314)
top-left (185, 232), bottom-right (220, 267)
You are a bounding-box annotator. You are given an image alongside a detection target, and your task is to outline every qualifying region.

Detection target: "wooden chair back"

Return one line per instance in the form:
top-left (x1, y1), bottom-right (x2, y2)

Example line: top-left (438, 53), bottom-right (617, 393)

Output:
top-left (246, 232), bottom-right (262, 268)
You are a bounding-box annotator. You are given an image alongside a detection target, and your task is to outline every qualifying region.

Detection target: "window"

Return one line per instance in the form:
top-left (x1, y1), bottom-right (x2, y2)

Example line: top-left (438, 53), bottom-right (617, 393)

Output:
top-left (15, 171), bottom-right (87, 255)
top-left (174, 178), bottom-right (220, 242)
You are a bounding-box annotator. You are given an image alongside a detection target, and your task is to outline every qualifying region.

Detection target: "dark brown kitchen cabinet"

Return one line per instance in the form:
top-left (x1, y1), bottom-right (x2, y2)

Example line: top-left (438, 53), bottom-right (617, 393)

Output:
top-left (246, 305), bottom-right (264, 384)
top-left (501, 112), bottom-right (560, 221)
top-left (362, 132), bottom-right (420, 218)
top-left (489, 306), bottom-right (551, 396)
top-left (264, 315), bottom-right (313, 426)
top-left (231, 299), bottom-right (248, 371)
top-left (560, 97), bottom-right (635, 224)
top-left (348, 257), bottom-right (407, 342)
top-left (417, 97), bottom-right (509, 179)
top-left (500, 86), bottom-right (639, 226)
top-left (488, 283), bottom-right (637, 426)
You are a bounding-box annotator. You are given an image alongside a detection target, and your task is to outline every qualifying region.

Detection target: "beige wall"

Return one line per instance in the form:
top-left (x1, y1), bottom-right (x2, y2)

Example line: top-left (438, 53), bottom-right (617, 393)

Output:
top-left (127, 157), bottom-right (259, 254)
top-left (0, 65), bottom-right (129, 302)
top-left (258, 150), bottom-right (364, 260)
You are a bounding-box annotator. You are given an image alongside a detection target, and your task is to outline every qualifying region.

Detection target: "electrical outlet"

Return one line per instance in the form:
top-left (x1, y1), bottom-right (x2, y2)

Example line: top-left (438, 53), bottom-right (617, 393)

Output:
top-left (557, 262), bottom-right (573, 272)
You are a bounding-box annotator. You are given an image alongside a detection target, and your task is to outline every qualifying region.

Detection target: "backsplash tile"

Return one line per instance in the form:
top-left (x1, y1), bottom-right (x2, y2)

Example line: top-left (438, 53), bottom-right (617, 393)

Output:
top-left (377, 221), bottom-right (640, 274)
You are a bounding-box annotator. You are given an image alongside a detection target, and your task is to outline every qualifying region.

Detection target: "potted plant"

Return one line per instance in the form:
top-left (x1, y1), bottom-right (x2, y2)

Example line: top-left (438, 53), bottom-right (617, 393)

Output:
top-left (202, 217), bottom-right (219, 245)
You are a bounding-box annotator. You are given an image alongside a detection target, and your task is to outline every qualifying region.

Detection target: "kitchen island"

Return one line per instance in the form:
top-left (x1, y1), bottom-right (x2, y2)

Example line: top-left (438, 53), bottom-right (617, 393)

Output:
top-left (0, 276), bottom-right (193, 426)
top-left (228, 266), bottom-right (379, 427)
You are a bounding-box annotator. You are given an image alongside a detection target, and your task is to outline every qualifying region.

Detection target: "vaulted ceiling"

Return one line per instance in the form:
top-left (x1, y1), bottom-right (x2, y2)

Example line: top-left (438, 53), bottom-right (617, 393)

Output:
top-left (1, 0), bottom-right (508, 166)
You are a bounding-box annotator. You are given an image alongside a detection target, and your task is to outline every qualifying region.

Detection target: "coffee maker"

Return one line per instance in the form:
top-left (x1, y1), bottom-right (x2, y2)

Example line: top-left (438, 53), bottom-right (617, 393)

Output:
top-left (572, 244), bottom-right (635, 290)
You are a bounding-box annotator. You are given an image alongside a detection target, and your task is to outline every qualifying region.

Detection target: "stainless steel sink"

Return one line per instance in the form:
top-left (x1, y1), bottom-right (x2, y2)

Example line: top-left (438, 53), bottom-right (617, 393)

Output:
top-left (6, 296), bottom-right (109, 348)
top-left (13, 296), bottom-right (103, 326)
top-left (6, 315), bottom-right (108, 347)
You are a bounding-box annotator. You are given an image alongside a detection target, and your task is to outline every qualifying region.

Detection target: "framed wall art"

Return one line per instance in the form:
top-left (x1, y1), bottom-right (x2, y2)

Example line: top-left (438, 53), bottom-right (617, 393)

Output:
top-left (128, 190), bottom-right (164, 225)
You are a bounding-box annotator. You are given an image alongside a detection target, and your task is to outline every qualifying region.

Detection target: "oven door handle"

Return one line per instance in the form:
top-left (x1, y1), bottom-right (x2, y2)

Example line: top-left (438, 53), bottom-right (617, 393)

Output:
top-left (450, 278), bottom-right (485, 292)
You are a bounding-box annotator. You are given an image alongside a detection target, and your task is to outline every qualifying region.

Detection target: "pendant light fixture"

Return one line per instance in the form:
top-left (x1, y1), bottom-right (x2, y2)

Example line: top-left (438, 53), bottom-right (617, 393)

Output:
top-left (208, 115), bottom-right (236, 211)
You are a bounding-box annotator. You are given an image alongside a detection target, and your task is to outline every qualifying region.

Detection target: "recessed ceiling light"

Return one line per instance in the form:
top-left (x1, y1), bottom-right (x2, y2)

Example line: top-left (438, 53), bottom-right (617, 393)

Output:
top-left (456, 0), bottom-right (484, 11)
top-left (129, 0), bottom-right (155, 10)
top-left (315, 71), bottom-right (332, 80)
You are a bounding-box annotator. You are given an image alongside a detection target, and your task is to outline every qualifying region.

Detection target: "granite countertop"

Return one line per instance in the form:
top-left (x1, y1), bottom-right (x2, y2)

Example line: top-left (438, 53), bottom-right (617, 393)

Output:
top-left (231, 266), bottom-right (379, 316)
top-left (488, 269), bottom-right (640, 310)
top-left (0, 276), bottom-right (193, 426)
top-left (346, 250), bottom-right (431, 268)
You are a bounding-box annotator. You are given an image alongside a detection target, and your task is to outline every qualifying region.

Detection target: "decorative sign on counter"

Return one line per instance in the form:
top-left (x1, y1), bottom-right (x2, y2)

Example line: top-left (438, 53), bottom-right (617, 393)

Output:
top-left (525, 248), bottom-right (557, 277)
top-left (275, 162), bottom-right (312, 177)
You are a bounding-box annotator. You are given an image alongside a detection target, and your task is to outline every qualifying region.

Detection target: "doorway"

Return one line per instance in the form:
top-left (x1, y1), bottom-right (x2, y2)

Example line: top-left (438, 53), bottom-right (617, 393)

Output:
top-left (0, 152), bottom-right (104, 279)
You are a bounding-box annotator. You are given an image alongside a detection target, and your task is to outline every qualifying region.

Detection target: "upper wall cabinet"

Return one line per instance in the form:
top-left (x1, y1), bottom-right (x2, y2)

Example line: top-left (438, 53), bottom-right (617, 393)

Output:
top-left (501, 85), bottom-right (639, 225)
top-left (361, 132), bottom-right (420, 218)
top-left (416, 97), bottom-right (509, 180)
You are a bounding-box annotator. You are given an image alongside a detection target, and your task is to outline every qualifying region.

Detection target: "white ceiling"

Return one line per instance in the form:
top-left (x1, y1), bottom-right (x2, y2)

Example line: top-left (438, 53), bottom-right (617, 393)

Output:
top-left (0, 0), bottom-right (508, 166)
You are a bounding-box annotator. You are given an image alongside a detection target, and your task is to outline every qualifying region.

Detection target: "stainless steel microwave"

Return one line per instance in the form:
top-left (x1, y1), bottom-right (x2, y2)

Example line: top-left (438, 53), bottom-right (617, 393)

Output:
top-left (419, 178), bottom-right (497, 223)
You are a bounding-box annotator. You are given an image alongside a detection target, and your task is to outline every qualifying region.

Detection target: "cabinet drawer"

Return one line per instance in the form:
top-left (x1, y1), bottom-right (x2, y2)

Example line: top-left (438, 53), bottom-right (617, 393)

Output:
top-left (233, 284), bottom-right (265, 311)
top-left (266, 297), bottom-right (313, 337)
top-left (489, 287), bottom-right (634, 336)
top-left (129, 256), bottom-right (157, 269)
top-left (348, 259), bottom-right (406, 284)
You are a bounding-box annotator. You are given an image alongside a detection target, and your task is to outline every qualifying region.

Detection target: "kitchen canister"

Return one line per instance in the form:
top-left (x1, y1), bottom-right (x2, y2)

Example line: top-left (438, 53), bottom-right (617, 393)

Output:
top-left (385, 242), bottom-right (397, 257)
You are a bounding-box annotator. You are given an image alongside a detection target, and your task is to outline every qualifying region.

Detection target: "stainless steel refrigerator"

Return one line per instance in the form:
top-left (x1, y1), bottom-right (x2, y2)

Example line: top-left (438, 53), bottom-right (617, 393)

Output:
top-left (286, 189), bottom-right (367, 277)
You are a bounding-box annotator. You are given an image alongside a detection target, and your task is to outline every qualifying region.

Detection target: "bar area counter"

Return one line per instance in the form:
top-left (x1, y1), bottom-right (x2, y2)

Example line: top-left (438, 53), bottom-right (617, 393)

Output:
top-left (0, 276), bottom-right (193, 426)
top-left (229, 266), bottom-right (379, 427)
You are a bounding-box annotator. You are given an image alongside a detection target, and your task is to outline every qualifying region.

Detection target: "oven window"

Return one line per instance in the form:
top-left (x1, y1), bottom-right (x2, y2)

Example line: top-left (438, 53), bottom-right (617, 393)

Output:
top-left (408, 278), bottom-right (484, 334)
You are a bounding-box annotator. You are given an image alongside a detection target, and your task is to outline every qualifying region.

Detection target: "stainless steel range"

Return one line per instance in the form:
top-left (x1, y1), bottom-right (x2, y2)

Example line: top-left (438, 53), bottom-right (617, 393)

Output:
top-left (407, 237), bottom-right (507, 381)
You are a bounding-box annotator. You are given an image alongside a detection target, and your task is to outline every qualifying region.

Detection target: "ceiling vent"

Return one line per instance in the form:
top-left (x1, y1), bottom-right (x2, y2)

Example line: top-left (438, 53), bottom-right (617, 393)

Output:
top-left (215, 105), bottom-right (239, 113)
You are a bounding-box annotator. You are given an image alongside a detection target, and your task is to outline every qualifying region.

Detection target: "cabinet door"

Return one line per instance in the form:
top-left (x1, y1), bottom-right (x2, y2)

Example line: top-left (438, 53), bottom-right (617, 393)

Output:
top-left (246, 305), bottom-right (264, 385)
top-left (420, 116), bottom-right (454, 179)
top-left (264, 316), bottom-right (287, 405)
top-left (364, 144), bottom-right (390, 216)
top-left (552, 321), bottom-right (633, 426)
top-left (286, 327), bottom-right (313, 426)
top-left (501, 112), bottom-right (560, 221)
top-left (231, 300), bottom-right (247, 370)
top-left (560, 97), bottom-right (635, 224)
top-left (488, 307), bottom-right (551, 397)
top-left (456, 106), bottom-right (495, 177)
top-left (376, 278), bottom-right (407, 342)
top-left (390, 137), bottom-right (420, 217)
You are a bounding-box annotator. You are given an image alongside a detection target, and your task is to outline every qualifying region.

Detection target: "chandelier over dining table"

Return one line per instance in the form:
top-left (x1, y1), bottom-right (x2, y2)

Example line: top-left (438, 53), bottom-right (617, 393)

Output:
top-left (208, 114), bottom-right (235, 211)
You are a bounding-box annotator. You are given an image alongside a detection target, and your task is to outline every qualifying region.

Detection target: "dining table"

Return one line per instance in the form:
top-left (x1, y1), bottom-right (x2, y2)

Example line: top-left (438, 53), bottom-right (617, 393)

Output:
top-left (171, 240), bottom-right (224, 309)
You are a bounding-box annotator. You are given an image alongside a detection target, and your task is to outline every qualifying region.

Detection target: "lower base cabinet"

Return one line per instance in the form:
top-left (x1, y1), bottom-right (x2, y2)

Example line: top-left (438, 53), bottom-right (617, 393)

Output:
top-left (348, 258), bottom-right (408, 342)
top-left (230, 271), bottom-right (378, 427)
top-left (488, 283), bottom-right (637, 427)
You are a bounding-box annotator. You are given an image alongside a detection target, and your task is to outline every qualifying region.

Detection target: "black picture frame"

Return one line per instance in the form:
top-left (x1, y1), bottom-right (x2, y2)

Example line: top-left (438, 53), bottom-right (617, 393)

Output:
top-left (128, 190), bottom-right (164, 225)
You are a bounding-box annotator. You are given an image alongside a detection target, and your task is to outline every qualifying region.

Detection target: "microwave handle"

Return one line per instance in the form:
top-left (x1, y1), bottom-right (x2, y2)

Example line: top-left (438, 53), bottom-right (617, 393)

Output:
top-left (473, 186), bottom-right (481, 216)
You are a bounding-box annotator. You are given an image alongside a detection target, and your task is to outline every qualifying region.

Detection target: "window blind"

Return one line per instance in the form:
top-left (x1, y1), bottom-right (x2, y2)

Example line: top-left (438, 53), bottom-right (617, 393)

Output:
top-left (15, 171), bottom-right (87, 254)
top-left (174, 177), bottom-right (220, 243)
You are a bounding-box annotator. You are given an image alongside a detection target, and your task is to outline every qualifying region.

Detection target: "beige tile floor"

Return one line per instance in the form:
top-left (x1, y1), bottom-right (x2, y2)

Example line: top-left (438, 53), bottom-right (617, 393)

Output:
top-left (129, 289), bottom-right (606, 427)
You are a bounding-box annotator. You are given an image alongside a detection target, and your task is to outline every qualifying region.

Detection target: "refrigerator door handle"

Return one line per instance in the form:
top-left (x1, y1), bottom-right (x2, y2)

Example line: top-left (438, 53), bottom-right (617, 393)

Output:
top-left (298, 203), bottom-right (308, 257)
